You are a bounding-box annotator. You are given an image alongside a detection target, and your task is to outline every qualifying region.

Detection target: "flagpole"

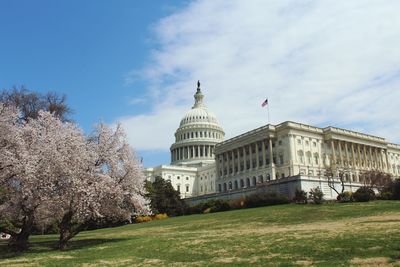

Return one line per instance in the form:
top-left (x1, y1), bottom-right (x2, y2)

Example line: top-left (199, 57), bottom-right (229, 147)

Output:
top-left (267, 101), bottom-right (270, 125)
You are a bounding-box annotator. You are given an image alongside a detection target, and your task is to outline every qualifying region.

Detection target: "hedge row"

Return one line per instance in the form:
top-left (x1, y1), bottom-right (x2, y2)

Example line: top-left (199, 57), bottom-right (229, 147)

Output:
top-left (186, 192), bottom-right (290, 215)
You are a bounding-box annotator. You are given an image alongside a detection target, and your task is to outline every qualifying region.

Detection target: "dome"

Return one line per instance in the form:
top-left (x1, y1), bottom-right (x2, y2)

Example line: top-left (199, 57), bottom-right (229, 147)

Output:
top-left (179, 106), bottom-right (220, 127)
top-left (170, 81), bottom-right (225, 167)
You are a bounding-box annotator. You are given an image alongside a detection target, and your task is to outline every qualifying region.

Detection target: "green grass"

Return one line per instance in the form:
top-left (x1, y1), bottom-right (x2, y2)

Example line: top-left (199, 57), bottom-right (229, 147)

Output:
top-left (1, 201), bottom-right (400, 266)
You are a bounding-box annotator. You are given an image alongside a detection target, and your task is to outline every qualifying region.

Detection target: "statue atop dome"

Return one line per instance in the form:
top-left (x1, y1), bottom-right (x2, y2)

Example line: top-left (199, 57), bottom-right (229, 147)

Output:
top-left (193, 80), bottom-right (204, 108)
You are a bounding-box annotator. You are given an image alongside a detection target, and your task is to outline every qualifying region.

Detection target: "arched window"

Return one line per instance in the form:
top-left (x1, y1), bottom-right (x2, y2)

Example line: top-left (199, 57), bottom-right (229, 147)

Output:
top-left (259, 175), bottom-right (264, 183)
top-left (218, 184), bottom-right (221, 192)
top-left (240, 179), bottom-right (244, 188)
top-left (298, 150), bottom-right (304, 164)
top-left (246, 178), bottom-right (250, 187)
top-left (252, 176), bottom-right (257, 186)
top-left (314, 153), bottom-right (319, 164)
top-left (266, 174), bottom-right (271, 181)
top-left (228, 181), bottom-right (232, 190)
top-left (306, 151), bottom-right (312, 164)
top-left (234, 180), bottom-right (238, 190)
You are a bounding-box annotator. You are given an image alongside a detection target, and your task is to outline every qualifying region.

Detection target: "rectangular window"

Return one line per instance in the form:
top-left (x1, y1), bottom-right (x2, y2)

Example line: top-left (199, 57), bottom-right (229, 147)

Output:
top-left (186, 185), bottom-right (189, 192)
top-left (177, 185), bottom-right (180, 192)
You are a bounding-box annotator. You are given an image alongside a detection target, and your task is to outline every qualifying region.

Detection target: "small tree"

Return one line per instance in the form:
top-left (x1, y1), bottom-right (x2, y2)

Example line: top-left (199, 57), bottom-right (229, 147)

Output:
top-left (353, 187), bottom-right (375, 202)
top-left (359, 170), bottom-right (392, 193)
top-left (293, 189), bottom-right (307, 204)
top-left (146, 177), bottom-right (186, 216)
top-left (309, 187), bottom-right (324, 204)
top-left (324, 167), bottom-right (346, 196)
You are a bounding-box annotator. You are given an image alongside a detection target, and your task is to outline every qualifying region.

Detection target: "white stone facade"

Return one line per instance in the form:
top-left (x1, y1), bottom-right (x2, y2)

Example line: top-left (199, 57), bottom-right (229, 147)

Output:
top-left (214, 121), bottom-right (400, 199)
top-left (145, 83), bottom-right (400, 199)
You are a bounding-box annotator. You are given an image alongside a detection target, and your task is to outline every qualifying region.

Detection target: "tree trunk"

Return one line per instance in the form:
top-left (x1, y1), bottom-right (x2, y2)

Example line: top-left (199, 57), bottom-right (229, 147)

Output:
top-left (59, 228), bottom-right (73, 250)
top-left (58, 211), bottom-right (84, 250)
top-left (8, 214), bottom-right (35, 251)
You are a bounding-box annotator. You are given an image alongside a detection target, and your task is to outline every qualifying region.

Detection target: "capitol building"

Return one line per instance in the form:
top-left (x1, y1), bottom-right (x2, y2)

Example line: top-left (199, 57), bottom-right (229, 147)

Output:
top-left (145, 82), bottom-right (400, 201)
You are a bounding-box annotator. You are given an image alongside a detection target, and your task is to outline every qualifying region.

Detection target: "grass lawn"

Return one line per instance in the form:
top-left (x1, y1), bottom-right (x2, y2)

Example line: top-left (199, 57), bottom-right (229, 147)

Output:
top-left (1, 201), bottom-right (400, 266)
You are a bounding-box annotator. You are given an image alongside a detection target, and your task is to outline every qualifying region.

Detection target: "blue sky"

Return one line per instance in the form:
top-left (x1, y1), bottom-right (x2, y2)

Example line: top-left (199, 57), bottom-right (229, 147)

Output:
top-left (1, 0), bottom-right (400, 168)
top-left (0, 0), bottom-right (186, 166)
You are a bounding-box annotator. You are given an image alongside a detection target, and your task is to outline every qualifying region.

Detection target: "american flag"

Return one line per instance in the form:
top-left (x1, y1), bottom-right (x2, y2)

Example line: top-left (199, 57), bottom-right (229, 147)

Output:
top-left (261, 98), bottom-right (268, 107)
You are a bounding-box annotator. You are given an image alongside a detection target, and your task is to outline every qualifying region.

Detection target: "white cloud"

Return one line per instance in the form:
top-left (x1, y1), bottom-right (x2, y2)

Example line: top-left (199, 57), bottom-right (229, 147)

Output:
top-left (119, 0), bottom-right (400, 153)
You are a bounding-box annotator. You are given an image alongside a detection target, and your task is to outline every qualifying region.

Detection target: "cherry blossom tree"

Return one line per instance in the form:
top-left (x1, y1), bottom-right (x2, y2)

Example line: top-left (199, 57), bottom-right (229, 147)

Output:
top-left (0, 105), bottom-right (149, 251)
top-left (57, 123), bottom-right (149, 250)
top-left (0, 110), bottom-right (87, 250)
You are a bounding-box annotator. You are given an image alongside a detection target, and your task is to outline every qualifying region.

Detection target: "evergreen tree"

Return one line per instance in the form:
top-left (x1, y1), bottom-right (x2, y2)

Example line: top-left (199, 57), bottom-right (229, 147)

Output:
top-left (146, 177), bottom-right (186, 216)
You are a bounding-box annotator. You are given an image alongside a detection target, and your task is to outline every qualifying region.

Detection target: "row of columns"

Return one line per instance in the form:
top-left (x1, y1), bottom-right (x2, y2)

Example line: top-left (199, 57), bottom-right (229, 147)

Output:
top-left (330, 139), bottom-right (388, 172)
top-left (172, 145), bottom-right (214, 162)
top-left (177, 130), bottom-right (222, 142)
top-left (216, 138), bottom-right (275, 180)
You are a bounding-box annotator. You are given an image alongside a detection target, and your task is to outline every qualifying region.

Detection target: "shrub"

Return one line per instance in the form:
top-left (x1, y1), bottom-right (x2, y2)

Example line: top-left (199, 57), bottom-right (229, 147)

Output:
top-left (135, 215), bottom-right (152, 223)
top-left (377, 192), bottom-right (393, 200)
top-left (203, 207), bottom-right (212, 214)
top-left (229, 198), bottom-right (245, 209)
top-left (244, 192), bottom-right (289, 208)
top-left (309, 187), bottom-right (324, 204)
top-left (185, 199), bottom-right (231, 214)
top-left (293, 189), bottom-right (307, 204)
top-left (389, 179), bottom-right (400, 200)
top-left (353, 187), bottom-right (375, 202)
top-left (337, 191), bottom-right (353, 203)
top-left (209, 200), bottom-right (231, 213)
top-left (185, 203), bottom-right (204, 215)
top-left (153, 213), bottom-right (168, 220)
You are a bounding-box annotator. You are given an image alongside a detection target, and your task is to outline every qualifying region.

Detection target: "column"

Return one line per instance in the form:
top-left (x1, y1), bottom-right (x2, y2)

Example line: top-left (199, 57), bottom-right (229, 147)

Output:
top-left (197, 146), bottom-right (200, 158)
top-left (357, 144), bottom-right (362, 167)
top-left (385, 150), bottom-right (389, 172)
top-left (331, 140), bottom-right (337, 167)
top-left (221, 152), bottom-right (225, 178)
top-left (269, 138), bottom-right (276, 180)
top-left (262, 140), bottom-right (266, 167)
top-left (202, 145), bottom-right (205, 158)
top-left (289, 135), bottom-right (296, 164)
top-left (249, 144), bottom-right (253, 170)
top-left (232, 150), bottom-right (235, 174)
top-left (216, 153), bottom-right (221, 180)
top-left (243, 146), bottom-right (247, 172)
top-left (363, 145), bottom-right (368, 168)
top-left (351, 143), bottom-right (356, 167)
top-left (368, 146), bottom-right (373, 168)
top-left (373, 148), bottom-right (378, 169)
top-left (256, 142), bottom-right (259, 168)
top-left (345, 142), bottom-right (350, 167)
top-left (338, 140), bottom-right (343, 167)
top-left (377, 149), bottom-right (382, 170)
top-left (238, 147), bottom-right (242, 172)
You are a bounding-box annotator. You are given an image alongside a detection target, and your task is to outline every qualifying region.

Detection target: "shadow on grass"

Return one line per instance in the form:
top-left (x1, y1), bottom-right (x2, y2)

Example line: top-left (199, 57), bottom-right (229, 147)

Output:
top-left (0, 237), bottom-right (129, 259)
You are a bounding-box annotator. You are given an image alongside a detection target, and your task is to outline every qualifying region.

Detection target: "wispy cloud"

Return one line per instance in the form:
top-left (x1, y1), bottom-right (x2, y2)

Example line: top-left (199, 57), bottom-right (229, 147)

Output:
top-left (119, 0), bottom-right (400, 156)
